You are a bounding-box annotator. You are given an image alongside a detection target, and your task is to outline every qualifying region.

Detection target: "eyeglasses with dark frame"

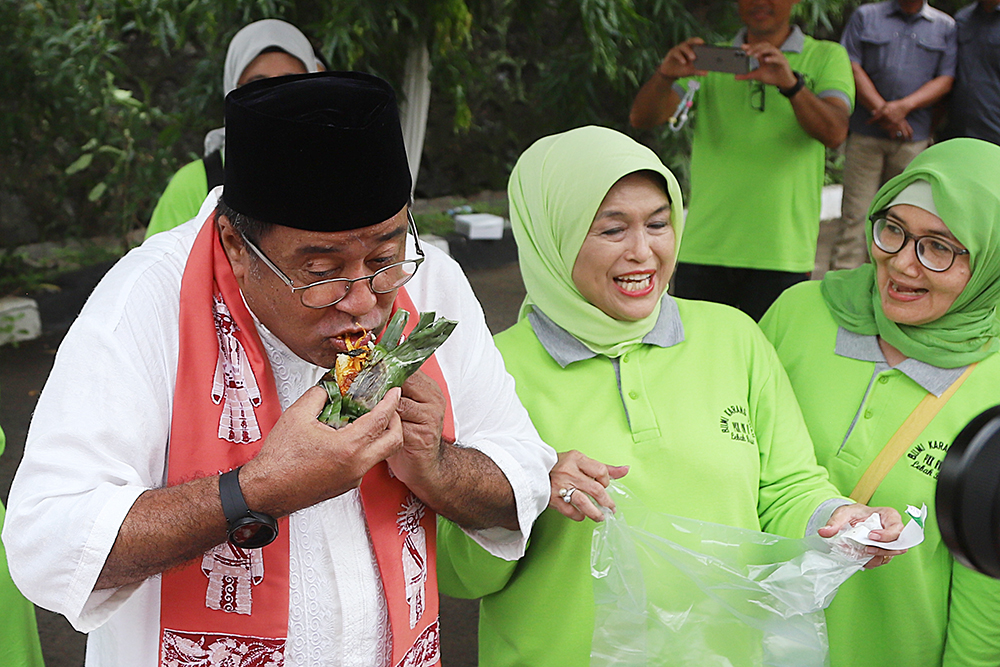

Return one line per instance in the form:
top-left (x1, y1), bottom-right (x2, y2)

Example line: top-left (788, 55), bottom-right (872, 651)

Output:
top-left (241, 210), bottom-right (425, 309)
top-left (871, 214), bottom-right (969, 273)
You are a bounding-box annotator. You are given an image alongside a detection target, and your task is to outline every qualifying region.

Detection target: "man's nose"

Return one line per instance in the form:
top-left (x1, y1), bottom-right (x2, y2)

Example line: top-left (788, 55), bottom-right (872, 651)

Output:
top-left (334, 277), bottom-right (378, 316)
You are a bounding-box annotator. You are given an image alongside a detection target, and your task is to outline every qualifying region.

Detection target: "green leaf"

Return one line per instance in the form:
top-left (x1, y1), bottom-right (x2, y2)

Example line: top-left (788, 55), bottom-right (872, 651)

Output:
top-left (87, 182), bottom-right (107, 202)
top-left (381, 309), bottom-right (409, 351)
top-left (65, 153), bottom-right (93, 175)
top-left (97, 145), bottom-right (125, 157)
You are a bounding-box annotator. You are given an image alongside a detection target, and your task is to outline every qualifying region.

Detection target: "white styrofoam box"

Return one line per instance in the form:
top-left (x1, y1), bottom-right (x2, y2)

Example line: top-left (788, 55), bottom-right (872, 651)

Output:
top-left (453, 213), bottom-right (505, 240)
top-left (420, 234), bottom-right (451, 256)
top-left (0, 296), bottom-right (42, 346)
top-left (821, 184), bottom-right (843, 221)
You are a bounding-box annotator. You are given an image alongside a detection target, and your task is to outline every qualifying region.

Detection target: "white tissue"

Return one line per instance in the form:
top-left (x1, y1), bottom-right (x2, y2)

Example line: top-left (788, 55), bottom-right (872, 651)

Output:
top-left (827, 504), bottom-right (927, 561)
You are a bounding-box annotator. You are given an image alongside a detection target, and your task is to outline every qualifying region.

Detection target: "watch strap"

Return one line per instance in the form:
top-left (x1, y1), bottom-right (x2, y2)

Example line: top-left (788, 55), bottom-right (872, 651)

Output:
top-left (219, 466), bottom-right (278, 548)
top-left (779, 70), bottom-right (805, 98)
top-left (219, 466), bottom-right (252, 525)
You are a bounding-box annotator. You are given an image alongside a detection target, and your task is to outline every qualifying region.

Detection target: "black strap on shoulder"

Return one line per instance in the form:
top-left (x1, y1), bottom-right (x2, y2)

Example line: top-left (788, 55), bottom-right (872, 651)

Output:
top-left (204, 148), bottom-right (224, 191)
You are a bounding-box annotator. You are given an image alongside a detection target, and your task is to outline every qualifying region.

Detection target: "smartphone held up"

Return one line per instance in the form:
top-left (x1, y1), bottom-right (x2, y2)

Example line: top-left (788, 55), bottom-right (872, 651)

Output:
top-left (691, 44), bottom-right (759, 75)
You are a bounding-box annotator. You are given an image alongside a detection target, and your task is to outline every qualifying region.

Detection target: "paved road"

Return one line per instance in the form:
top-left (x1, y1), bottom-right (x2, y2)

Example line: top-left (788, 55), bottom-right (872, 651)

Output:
top-left (0, 219), bottom-right (836, 666)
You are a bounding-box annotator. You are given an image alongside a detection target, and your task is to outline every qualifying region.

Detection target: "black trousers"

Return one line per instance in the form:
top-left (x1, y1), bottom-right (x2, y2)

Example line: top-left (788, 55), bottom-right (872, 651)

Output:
top-left (672, 263), bottom-right (811, 322)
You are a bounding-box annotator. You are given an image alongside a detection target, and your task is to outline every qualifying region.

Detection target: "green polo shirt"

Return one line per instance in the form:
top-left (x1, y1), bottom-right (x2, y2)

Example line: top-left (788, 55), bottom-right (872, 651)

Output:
top-left (437, 297), bottom-right (843, 667)
top-left (0, 424), bottom-right (46, 667)
top-left (760, 280), bottom-right (1000, 667)
top-left (145, 158), bottom-right (210, 239)
top-left (678, 27), bottom-right (854, 273)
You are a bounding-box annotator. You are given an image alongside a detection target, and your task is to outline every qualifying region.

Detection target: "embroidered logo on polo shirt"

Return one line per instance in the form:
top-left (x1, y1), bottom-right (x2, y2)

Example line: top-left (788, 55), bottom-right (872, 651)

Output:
top-left (720, 405), bottom-right (756, 445)
top-left (906, 439), bottom-right (950, 480)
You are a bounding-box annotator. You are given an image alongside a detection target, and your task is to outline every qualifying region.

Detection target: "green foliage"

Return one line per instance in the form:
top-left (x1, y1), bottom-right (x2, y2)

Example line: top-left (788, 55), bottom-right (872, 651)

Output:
top-left (413, 211), bottom-right (456, 236)
top-left (0, 0), bottom-right (950, 249)
top-left (0, 0), bottom-right (292, 244)
top-left (0, 242), bottom-right (124, 296)
top-left (0, 251), bottom-right (54, 297)
top-left (1, 0), bottom-right (483, 245)
top-left (0, 310), bottom-right (30, 346)
top-left (795, 0), bottom-right (855, 37)
top-left (825, 146), bottom-right (846, 186)
top-left (418, 0), bottom-right (714, 196)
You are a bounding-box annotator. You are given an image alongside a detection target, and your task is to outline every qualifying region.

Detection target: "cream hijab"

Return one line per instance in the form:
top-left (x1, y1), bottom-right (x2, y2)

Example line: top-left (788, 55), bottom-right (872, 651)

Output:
top-left (509, 126), bottom-right (685, 357)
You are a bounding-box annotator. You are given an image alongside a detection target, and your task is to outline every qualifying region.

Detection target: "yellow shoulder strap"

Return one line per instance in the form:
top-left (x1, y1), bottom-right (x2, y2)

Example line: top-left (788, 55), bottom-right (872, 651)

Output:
top-left (849, 362), bottom-right (977, 504)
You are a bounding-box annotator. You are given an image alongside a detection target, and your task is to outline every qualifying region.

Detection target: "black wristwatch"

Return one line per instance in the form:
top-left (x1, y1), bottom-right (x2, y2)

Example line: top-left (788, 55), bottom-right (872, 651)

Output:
top-left (779, 70), bottom-right (806, 98)
top-left (219, 466), bottom-right (278, 549)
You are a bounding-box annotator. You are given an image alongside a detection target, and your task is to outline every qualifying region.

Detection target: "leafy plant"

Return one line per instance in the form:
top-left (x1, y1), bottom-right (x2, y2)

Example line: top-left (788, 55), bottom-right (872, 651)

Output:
top-left (0, 251), bottom-right (54, 297)
top-left (0, 0), bottom-right (898, 253)
top-left (825, 146), bottom-right (846, 186)
top-left (413, 211), bottom-right (457, 237)
top-left (0, 243), bottom-right (123, 297)
top-left (0, 310), bottom-right (31, 347)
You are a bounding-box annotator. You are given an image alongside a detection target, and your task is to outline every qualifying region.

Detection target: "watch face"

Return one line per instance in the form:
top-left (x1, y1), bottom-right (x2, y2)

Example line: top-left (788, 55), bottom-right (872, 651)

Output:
top-left (229, 514), bottom-right (279, 549)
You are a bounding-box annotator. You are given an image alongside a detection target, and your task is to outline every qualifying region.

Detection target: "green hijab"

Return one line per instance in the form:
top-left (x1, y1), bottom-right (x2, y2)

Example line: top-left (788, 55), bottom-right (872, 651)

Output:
top-left (821, 138), bottom-right (1000, 368)
top-left (508, 126), bottom-right (685, 357)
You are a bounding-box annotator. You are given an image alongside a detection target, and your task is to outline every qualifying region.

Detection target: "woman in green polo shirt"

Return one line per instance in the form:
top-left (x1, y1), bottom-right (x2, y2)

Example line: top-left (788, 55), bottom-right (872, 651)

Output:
top-left (436, 125), bottom-right (905, 667)
top-left (760, 138), bottom-right (1000, 667)
top-left (1, 423), bottom-right (45, 667)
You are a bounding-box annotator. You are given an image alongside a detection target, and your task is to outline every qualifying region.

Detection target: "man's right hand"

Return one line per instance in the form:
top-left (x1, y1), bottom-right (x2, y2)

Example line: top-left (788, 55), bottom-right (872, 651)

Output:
top-left (656, 37), bottom-right (709, 81)
top-left (95, 386), bottom-right (404, 591)
top-left (631, 37), bottom-right (706, 129)
top-left (241, 385), bottom-right (404, 518)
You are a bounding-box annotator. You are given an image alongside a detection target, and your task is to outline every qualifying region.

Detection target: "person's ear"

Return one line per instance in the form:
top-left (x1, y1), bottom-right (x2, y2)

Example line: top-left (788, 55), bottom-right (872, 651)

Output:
top-left (217, 213), bottom-right (251, 283)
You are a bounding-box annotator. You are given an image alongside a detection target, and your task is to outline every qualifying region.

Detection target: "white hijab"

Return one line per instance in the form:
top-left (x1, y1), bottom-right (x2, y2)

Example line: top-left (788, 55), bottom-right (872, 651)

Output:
top-left (204, 19), bottom-right (320, 156)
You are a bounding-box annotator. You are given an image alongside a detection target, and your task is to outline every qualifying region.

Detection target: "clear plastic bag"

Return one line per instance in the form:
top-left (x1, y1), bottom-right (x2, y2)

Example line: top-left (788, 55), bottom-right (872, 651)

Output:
top-left (590, 483), bottom-right (866, 667)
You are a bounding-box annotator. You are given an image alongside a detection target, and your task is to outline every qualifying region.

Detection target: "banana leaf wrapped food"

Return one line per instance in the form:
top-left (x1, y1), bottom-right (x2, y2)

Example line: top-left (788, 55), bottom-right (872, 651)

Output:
top-left (318, 310), bottom-right (458, 427)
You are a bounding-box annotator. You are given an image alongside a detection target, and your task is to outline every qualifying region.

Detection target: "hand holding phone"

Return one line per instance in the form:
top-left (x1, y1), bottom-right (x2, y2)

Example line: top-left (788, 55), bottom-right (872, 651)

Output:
top-left (691, 45), bottom-right (759, 75)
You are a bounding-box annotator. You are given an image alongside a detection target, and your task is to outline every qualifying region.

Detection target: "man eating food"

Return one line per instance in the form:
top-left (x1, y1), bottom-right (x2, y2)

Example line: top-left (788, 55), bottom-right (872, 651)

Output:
top-left (3, 71), bottom-right (555, 667)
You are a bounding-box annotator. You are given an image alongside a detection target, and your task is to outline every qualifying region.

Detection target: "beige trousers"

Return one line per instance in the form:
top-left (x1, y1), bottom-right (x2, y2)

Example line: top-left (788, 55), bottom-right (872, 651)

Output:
top-left (830, 133), bottom-right (931, 271)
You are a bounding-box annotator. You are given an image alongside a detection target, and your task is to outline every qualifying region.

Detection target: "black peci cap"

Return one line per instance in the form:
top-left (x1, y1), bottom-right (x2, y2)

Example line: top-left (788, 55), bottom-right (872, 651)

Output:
top-left (222, 71), bottom-right (411, 231)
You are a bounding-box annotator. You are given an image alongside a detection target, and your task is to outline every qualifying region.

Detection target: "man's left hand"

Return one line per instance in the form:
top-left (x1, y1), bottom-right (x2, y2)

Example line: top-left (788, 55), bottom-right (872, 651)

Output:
top-left (869, 100), bottom-right (914, 139)
top-left (387, 370), bottom-right (521, 532)
top-left (387, 370), bottom-right (447, 485)
top-left (819, 504), bottom-right (908, 569)
top-left (868, 99), bottom-right (912, 128)
top-left (736, 42), bottom-right (797, 90)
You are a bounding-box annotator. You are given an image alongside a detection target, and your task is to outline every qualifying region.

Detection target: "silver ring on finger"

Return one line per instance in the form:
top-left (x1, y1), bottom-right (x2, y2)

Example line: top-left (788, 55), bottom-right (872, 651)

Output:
top-left (559, 487), bottom-right (576, 503)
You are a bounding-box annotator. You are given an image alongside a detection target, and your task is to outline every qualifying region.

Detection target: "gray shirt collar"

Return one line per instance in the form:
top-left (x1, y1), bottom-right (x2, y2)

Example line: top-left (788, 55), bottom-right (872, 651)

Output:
top-left (734, 24), bottom-right (804, 53)
top-left (529, 295), bottom-right (685, 368)
top-left (834, 327), bottom-right (968, 397)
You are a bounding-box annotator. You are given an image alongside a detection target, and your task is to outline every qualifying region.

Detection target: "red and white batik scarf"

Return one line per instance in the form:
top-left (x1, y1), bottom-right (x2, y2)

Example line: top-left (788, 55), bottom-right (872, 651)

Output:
top-left (159, 213), bottom-right (452, 667)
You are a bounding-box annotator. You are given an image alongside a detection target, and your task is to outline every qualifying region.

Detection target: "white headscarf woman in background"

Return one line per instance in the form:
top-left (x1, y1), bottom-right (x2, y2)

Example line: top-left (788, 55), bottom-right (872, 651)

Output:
top-left (147, 18), bottom-right (321, 238)
top-left (203, 18), bottom-right (322, 156)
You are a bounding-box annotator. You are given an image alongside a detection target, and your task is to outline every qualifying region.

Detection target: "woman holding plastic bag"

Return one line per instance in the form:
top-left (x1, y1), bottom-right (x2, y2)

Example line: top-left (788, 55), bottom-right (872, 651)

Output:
top-left (760, 138), bottom-right (1000, 667)
top-left (436, 126), bottom-right (905, 667)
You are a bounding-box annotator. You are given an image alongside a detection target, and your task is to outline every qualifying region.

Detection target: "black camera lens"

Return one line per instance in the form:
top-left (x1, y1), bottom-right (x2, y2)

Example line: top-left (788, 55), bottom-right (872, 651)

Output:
top-left (936, 405), bottom-right (1000, 579)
